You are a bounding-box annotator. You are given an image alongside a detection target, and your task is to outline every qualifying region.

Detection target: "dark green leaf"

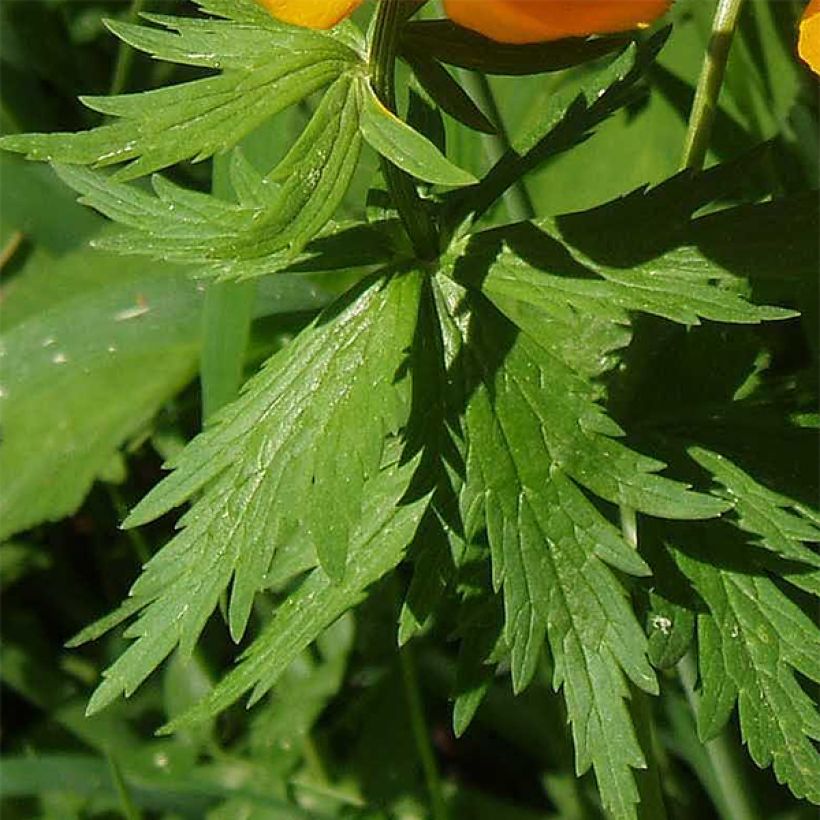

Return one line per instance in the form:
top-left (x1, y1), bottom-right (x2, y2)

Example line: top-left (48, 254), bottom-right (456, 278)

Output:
top-left (402, 20), bottom-right (629, 76)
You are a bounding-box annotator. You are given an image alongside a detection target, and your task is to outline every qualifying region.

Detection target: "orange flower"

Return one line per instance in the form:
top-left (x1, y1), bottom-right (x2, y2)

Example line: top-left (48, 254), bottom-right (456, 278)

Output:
top-left (256, 0), bottom-right (363, 29)
top-left (444, 1), bottom-right (670, 44)
top-left (799, 0), bottom-right (820, 75)
top-left (257, 0), bottom-right (670, 41)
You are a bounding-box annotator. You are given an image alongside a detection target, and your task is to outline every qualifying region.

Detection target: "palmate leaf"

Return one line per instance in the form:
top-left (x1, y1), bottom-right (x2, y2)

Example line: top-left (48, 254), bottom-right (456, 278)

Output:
top-left (0, 3), bottom-right (361, 180)
top-left (435, 276), bottom-right (724, 820)
top-left (51, 74), bottom-right (363, 277)
top-left (77, 270), bottom-right (422, 715)
top-left (444, 29), bottom-right (671, 227)
top-left (395, 280), bottom-right (468, 645)
top-left (50, 66), bottom-right (478, 278)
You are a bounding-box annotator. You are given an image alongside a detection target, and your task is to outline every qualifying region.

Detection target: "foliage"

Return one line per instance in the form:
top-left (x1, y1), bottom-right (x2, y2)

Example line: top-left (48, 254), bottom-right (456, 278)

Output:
top-left (1, 1), bottom-right (817, 819)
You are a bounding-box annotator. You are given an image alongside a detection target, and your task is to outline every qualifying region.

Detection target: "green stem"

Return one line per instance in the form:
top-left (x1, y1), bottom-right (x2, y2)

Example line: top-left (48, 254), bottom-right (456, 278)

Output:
top-left (301, 733), bottom-right (330, 786)
top-left (677, 653), bottom-right (759, 820)
top-left (107, 754), bottom-right (142, 820)
top-left (619, 506), bottom-right (668, 820)
top-left (681, 0), bottom-right (747, 171)
top-left (107, 485), bottom-right (150, 564)
top-left (456, 71), bottom-right (535, 222)
top-left (677, 9), bottom-right (760, 818)
top-left (0, 230), bottom-right (25, 271)
top-left (110, 0), bottom-right (148, 96)
top-left (399, 642), bottom-right (450, 820)
top-left (370, 0), bottom-right (439, 260)
top-left (200, 155), bottom-right (256, 421)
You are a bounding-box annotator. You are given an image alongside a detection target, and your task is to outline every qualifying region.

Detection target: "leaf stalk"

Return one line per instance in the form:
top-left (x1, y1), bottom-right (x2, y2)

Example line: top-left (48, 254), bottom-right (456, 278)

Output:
top-left (681, 0), bottom-right (747, 170)
top-left (677, 8), bottom-right (761, 817)
top-left (399, 641), bottom-right (450, 820)
top-left (371, 0), bottom-right (440, 260)
top-left (200, 154), bottom-right (256, 420)
top-left (677, 653), bottom-right (760, 820)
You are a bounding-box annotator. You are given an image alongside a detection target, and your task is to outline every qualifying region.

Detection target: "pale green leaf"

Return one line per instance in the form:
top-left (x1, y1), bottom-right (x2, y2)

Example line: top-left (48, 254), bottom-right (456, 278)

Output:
top-left (51, 74), bottom-right (363, 278)
top-left (0, 7), bottom-right (360, 180)
top-left (358, 80), bottom-right (476, 187)
top-left (0, 239), bottom-right (202, 539)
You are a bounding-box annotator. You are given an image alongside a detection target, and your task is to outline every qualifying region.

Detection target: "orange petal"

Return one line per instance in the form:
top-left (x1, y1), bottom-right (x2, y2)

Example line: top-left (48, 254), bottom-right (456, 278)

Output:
top-left (799, 0), bottom-right (820, 75)
top-left (444, 0), bottom-right (671, 44)
top-left (256, 0), bottom-right (362, 29)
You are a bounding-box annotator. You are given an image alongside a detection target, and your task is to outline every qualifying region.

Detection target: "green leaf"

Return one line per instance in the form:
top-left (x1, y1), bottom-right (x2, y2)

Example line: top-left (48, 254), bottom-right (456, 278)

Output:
top-left (548, 169), bottom-right (813, 324)
top-left (675, 542), bottom-right (820, 804)
top-left (0, 752), bottom-right (318, 816)
top-left (397, 277), bottom-right (467, 645)
top-left (444, 29), bottom-right (670, 226)
top-left (461, 210), bottom-right (794, 331)
top-left (247, 613), bottom-right (354, 771)
top-left (437, 276), bottom-right (727, 819)
top-left (0, 238), bottom-right (202, 539)
top-left (401, 20), bottom-right (629, 76)
top-left (645, 592), bottom-right (695, 670)
top-left (0, 543), bottom-right (51, 591)
top-left (0, 7), bottom-right (360, 180)
top-left (51, 74), bottom-right (363, 278)
top-left (47, 87), bottom-right (360, 286)
top-left (404, 52), bottom-right (496, 135)
top-left (511, 37), bottom-right (658, 156)
top-left (0, 154), bottom-right (101, 253)
top-left (451, 554), bottom-right (504, 738)
top-left (358, 80), bottom-right (476, 187)
top-left (164, 454), bottom-right (429, 731)
top-left (690, 447), bottom-right (820, 576)
top-left (82, 270), bottom-right (422, 715)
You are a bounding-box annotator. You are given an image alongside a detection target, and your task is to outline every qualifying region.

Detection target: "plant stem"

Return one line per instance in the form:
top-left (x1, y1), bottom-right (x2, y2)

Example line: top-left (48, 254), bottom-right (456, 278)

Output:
top-left (399, 641), bottom-right (450, 820)
top-left (200, 155), bottom-right (256, 421)
top-left (370, 0), bottom-right (439, 260)
top-left (0, 230), bottom-right (25, 271)
top-left (619, 505), bottom-right (668, 820)
top-left (681, 0), bottom-right (747, 171)
top-left (110, 0), bottom-right (148, 95)
top-left (107, 754), bottom-right (142, 820)
top-left (678, 653), bottom-right (760, 820)
top-left (455, 70), bottom-right (535, 222)
top-left (107, 485), bottom-right (150, 564)
top-left (677, 9), bottom-right (760, 818)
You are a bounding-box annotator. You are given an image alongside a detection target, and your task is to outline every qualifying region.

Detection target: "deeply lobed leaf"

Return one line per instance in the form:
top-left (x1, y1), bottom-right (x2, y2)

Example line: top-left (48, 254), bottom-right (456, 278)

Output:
top-left (434, 275), bottom-right (724, 820)
top-left (676, 544), bottom-right (820, 804)
top-left (51, 74), bottom-right (363, 278)
top-left (81, 270), bottom-right (423, 715)
top-left (0, 6), bottom-right (360, 180)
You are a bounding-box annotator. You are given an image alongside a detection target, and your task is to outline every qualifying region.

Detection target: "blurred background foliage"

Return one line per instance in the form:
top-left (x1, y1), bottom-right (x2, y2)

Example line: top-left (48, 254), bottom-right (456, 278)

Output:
top-left (0, 1), bottom-right (817, 818)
